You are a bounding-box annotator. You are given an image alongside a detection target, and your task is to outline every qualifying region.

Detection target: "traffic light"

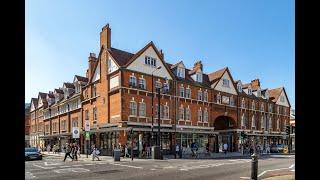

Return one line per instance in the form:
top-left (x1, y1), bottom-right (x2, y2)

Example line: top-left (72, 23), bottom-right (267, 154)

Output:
top-left (285, 125), bottom-right (291, 135)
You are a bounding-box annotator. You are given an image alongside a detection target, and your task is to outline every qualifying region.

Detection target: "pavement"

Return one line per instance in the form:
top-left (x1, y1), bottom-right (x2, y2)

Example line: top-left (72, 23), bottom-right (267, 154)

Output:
top-left (26, 152), bottom-right (294, 180)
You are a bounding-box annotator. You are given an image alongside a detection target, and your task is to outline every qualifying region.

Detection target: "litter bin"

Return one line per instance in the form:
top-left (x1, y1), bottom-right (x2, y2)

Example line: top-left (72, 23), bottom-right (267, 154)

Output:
top-left (152, 146), bottom-right (161, 159)
top-left (114, 149), bottom-right (121, 161)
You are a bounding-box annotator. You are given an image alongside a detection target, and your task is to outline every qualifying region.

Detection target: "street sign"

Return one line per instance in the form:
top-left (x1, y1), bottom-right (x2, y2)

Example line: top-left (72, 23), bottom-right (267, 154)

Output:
top-left (84, 120), bottom-right (90, 131)
top-left (85, 131), bottom-right (90, 140)
top-left (72, 127), bottom-right (80, 139)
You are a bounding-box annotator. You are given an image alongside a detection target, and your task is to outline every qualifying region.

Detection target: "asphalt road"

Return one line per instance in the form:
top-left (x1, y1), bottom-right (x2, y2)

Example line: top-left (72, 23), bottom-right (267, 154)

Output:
top-left (25, 154), bottom-right (294, 180)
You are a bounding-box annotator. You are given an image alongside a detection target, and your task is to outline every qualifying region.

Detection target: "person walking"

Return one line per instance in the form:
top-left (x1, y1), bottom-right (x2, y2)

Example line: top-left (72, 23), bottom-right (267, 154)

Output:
top-left (92, 146), bottom-right (101, 161)
top-left (124, 144), bottom-right (130, 158)
top-left (77, 144), bottom-right (81, 158)
top-left (63, 143), bottom-right (74, 162)
top-left (223, 143), bottom-right (228, 155)
top-left (73, 144), bottom-right (78, 161)
top-left (146, 144), bottom-right (151, 158)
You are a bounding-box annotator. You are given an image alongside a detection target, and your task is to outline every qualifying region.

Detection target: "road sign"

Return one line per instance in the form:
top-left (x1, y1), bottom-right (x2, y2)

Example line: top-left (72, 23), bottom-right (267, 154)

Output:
top-left (84, 120), bottom-right (90, 131)
top-left (85, 131), bottom-right (90, 140)
top-left (72, 127), bottom-right (80, 139)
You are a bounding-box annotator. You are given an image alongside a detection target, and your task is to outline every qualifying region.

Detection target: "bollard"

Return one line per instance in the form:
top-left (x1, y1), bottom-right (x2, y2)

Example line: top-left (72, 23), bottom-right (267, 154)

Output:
top-left (251, 153), bottom-right (258, 180)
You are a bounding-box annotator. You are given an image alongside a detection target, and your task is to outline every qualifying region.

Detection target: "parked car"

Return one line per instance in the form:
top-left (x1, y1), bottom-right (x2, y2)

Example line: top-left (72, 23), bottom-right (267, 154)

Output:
top-left (25, 147), bottom-right (42, 161)
top-left (270, 144), bottom-right (284, 153)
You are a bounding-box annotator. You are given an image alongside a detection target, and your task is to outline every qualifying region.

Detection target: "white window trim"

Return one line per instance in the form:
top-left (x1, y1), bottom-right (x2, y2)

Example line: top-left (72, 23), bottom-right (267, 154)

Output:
top-left (185, 88), bottom-right (191, 99)
top-left (129, 101), bottom-right (137, 116)
top-left (139, 102), bottom-right (146, 117)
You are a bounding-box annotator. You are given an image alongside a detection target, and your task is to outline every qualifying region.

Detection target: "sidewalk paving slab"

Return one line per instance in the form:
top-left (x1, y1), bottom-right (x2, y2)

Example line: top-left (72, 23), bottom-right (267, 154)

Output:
top-left (262, 174), bottom-right (294, 180)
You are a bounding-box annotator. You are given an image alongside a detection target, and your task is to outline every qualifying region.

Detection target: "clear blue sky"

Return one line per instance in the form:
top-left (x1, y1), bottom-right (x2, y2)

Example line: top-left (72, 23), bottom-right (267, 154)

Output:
top-left (26, 0), bottom-right (295, 109)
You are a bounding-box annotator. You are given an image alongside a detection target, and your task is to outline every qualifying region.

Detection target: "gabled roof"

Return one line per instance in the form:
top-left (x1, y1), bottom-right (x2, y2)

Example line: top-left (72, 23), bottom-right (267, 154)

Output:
top-left (47, 93), bottom-right (55, 99)
top-left (39, 92), bottom-right (48, 100)
top-left (207, 67), bottom-right (228, 88)
top-left (242, 83), bottom-right (251, 89)
top-left (31, 98), bottom-right (38, 109)
top-left (107, 47), bottom-right (134, 67)
top-left (64, 82), bottom-right (75, 89)
top-left (268, 87), bottom-right (282, 102)
top-left (74, 75), bottom-right (88, 83)
top-left (170, 61), bottom-right (184, 69)
top-left (54, 89), bottom-right (64, 94)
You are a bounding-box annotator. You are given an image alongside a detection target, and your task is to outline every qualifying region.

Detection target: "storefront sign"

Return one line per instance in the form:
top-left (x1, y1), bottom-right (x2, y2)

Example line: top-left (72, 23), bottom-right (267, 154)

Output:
top-left (85, 132), bottom-right (90, 140)
top-left (72, 127), bottom-right (80, 139)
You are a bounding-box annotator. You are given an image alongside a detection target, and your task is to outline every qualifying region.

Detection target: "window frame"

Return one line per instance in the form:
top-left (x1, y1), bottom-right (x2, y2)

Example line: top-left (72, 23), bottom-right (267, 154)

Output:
top-left (129, 101), bottom-right (137, 116)
top-left (139, 102), bottom-right (146, 117)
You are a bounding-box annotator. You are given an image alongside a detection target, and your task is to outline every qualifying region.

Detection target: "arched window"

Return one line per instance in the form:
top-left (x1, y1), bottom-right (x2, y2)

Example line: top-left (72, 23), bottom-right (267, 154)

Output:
top-left (198, 109), bottom-right (203, 122)
top-left (185, 107), bottom-right (191, 121)
top-left (139, 102), bottom-right (146, 117)
top-left (252, 100), bottom-right (255, 110)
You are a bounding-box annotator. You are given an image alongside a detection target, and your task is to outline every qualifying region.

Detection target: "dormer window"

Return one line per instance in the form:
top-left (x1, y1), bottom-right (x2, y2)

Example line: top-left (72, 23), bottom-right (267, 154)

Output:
top-left (257, 89), bottom-right (261, 97)
top-left (75, 83), bottom-right (81, 93)
top-left (222, 79), bottom-right (230, 87)
top-left (177, 67), bottom-right (185, 78)
top-left (145, 56), bottom-right (156, 67)
top-left (237, 82), bottom-right (242, 92)
top-left (196, 73), bottom-right (202, 82)
top-left (248, 87), bottom-right (252, 95)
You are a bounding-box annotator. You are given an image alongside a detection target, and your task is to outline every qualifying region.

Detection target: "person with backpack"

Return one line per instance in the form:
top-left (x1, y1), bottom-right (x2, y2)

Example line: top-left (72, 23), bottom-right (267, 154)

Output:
top-left (63, 143), bottom-right (74, 162)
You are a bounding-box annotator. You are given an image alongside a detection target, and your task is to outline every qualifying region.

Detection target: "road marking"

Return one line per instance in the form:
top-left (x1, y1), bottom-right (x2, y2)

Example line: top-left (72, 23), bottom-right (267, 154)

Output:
top-left (291, 169), bottom-right (295, 172)
top-left (150, 168), bottom-right (156, 170)
top-left (163, 166), bottom-right (175, 169)
top-left (33, 164), bottom-right (55, 169)
top-left (109, 163), bottom-right (143, 169)
top-left (25, 172), bottom-right (36, 179)
top-left (72, 164), bottom-right (83, 167)
top-left (258, 168), bottom-right (290, 177)
top-left (53, 168), bottom-right (90, 174)
top-left (44, 162), bottom-right (63, 166)
top-left (289, 164), bottom-right (295, 169)
top-left (60, 166), bottom-right (71, 168)
top-left (239, 177), bottom-right (250, 179)
top-left (85, 164), bottom-right (94, 166)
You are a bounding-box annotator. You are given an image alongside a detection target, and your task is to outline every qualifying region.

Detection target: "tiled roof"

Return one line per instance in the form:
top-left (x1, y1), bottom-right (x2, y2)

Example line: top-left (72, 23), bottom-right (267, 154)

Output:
top-left (47, 93), bottom-right (55, 98)
top-left (39, 92), bottom-right (47, 100)
top-left (64, 82), bottom-right (75, 89)
top-left (242, 83), bottom-right (251, 89)
top-left (268, 87), bottom-right (283, 102)
top-left (108, 47), bottom-right (134, 66)
top-left (31, 98), bottom-right (38, 108)
top-left (207, 67), bottom-right (227, 82)
top-left (54, 89), bottom-right (64, 94)
top-left (75, 75), bottom-right (88, 82)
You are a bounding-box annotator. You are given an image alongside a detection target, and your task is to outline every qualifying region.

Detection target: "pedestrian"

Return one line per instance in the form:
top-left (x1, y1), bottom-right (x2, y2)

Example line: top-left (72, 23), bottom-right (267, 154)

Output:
top-left (92, 146), bottom-right (101, 161)
top-left (77, 144), bottom-right (81, 158)
top-left (176, 144), bottom-right (180, 157)
top-left (63, 143), bottom-right (74, 162)
top-left (266, 144), bottom-right (270, 154)
top-left (47, 144), bottom-right (51, 153)
top-left (223, 143), bottom-right (228, 155)
top-left (73, 144), bottom-right (78, 161)
top-left (124, 144), bottom-right (130, 158)
top-left (146, 144), bottom-right (151, 158)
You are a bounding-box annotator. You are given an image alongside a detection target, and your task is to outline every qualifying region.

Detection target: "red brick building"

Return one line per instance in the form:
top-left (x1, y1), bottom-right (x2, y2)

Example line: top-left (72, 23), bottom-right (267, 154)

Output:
top-left (29, 24), bottom-right (291, 155)
top-left (25, 104), bottom-right (31, 147)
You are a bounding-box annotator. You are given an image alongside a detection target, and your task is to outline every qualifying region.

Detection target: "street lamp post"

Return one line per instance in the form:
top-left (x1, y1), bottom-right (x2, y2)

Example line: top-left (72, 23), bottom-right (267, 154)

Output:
top-left (151, 66), bottom-right (161, 146)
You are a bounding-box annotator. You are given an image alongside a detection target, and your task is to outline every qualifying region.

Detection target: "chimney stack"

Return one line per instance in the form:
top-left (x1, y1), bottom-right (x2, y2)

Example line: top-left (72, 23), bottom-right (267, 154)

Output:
top-left (251, 79), bottom-right (260, 89)
top-left (193, 60), bottom-right (203, 71)
top-left (160, 49), bottom-right (164, 59)
top-left (88, 53), bottom-right (97, 81)
top-left (100, 23), bottom-right (111, 49)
